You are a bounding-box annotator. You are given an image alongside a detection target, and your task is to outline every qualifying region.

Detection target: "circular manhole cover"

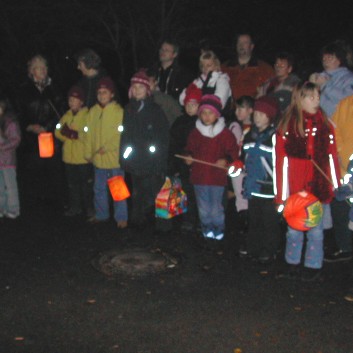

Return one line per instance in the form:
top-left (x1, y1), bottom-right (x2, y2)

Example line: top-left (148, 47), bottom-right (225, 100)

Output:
top-left (92, 248), bottom-right (178, 276)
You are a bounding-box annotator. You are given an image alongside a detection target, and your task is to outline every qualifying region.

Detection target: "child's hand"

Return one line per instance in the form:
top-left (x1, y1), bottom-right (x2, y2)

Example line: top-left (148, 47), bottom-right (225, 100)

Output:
top-left (184, 155), bottom-right (193, 165)
top-left (98, 147), bottom-right (106, 155)
top-left (216, 159), bottom-right (227, 168)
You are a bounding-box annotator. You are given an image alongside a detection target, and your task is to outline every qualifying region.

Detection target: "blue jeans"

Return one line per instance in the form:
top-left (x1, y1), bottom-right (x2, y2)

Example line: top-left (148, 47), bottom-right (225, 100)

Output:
top-left (94, 168), bottom-right (128, 222)
top-left (285, 204), bottom-right (328, 269)
top-left (194, 185), bottom-right (225, 239)
top-left (0, 168), bottom-right (20, 218)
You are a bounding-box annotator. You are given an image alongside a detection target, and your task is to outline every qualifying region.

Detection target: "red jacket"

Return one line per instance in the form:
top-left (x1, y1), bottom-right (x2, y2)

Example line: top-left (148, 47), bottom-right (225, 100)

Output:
top-left (274, 110), bottom-right (341, 204)
top-left (185, 126), bottom-right (238, 186)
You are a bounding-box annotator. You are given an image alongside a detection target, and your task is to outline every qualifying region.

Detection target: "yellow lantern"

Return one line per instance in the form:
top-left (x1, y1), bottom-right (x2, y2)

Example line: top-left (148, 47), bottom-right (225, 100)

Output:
top-left (38, 132), bottom-right (54, 158)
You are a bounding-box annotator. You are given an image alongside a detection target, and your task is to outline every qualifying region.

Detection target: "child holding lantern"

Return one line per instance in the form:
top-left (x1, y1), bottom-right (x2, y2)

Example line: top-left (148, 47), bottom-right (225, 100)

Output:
top-left (84, 77), bottom-right (128, 228)
top-left (184, 94), bottom-right (238, 241)
top-left (55, 86), bottom-right (93, 218)
top-left (275, 81), bottom-right (341, 281)
top-left (120, 69), bottom-right (169, 228)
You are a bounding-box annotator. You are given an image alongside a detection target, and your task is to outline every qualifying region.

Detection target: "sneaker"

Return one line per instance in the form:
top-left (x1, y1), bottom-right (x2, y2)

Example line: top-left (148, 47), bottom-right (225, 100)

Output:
top-left (301, 267), bottom-right (322, 282)
top-left (117, 220), bottom-right (128, 229)
top-left (324, 250), bottom-right (352, 263)
top-left (344, 288), bottom-right (353, 302)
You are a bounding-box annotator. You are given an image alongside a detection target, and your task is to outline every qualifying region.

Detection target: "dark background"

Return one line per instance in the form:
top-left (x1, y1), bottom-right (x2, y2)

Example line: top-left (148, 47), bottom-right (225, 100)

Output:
top-left (1, 0), bottom-right (353, 103)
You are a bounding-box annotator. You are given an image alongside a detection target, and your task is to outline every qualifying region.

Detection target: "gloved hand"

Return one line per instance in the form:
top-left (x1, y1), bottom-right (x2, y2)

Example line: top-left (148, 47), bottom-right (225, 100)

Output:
top-left (61, 123), bottom-right (78, 139)
top-left (334, 184), bottom-right (353, 201)
top-left (228, 160), bottom-right (244, 178)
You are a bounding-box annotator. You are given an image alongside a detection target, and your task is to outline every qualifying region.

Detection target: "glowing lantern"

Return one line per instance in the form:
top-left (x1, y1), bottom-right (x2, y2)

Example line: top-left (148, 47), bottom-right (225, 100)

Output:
top-left (283, 191), bottom-right (323, 231)
top-left (107, 176), bottom-right (130, 201)
top-left (38, 132), bottom-right (54, 158)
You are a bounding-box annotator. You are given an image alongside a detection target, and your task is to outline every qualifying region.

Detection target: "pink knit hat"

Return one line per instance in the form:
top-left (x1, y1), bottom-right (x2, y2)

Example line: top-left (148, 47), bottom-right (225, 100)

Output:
top-left (197, 94), bottom-right (222, 117)
top-left (128, 69), bottom-right (151, 98)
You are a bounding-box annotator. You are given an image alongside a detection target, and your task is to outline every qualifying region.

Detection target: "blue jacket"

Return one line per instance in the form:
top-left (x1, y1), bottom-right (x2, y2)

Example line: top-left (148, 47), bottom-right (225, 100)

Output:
top-left (242, 125), bottom-right (275, 199)
top-left (320, 67), bottom-right (353, 117)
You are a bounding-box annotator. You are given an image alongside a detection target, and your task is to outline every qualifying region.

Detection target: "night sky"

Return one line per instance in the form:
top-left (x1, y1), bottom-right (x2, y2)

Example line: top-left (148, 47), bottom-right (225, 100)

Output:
top-left (1, 0), bottom-right (353, 99)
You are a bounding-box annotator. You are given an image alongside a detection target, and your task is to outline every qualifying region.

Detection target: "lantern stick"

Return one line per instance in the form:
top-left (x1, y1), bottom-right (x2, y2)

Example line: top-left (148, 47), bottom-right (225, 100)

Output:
top-left (310, 159), bottom-right (334, 187)
top-left (174, 154), bottom-right (228, 170)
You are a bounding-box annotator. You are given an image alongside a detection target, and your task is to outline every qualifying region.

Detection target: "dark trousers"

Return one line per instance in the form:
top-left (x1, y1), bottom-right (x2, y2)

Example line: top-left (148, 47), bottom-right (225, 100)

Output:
top-left (247, 197), bottom-right (281, 257)
top-left (65, 163), bottom-right (93, 214)
top-left (331, 198), bottom-right (352, 252)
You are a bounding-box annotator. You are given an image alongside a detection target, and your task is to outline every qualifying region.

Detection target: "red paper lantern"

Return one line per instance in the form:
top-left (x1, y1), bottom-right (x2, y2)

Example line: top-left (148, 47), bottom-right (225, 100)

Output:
top-left (283, 191), bottom-right (323, 231)
top-left (107, 176), bottom-right (130, 201)
top-left (38, 132), bottom-right (54, 158)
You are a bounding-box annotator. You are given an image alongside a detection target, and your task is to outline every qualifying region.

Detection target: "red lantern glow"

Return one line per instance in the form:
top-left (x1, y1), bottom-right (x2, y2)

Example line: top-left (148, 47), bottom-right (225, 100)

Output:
top-left (107, 176), bottom-right (130, 201)
top-left (38, 132), bottom-right (54, 158)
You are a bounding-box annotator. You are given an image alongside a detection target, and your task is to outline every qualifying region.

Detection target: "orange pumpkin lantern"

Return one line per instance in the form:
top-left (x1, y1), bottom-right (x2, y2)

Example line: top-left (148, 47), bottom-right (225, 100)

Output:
top-left (283, 191), bottom-right (323, 231)
top-left (38, 132), bottom-right (54, 158)
top-left (107, 176), bottom-right (130, 201)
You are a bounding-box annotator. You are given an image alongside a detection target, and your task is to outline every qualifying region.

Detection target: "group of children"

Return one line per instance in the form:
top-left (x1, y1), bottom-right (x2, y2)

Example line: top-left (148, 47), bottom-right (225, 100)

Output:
top-left (0, 67), bottom-right (341, 281)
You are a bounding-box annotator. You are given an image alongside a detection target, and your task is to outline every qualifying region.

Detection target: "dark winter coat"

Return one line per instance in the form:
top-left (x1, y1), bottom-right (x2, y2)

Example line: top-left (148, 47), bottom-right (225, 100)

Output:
top-left (120, 97), bottom-right (169, 176)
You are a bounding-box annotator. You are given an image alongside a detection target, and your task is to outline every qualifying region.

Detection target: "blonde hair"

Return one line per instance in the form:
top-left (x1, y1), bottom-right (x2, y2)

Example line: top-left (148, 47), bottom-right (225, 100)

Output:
top-left (199, 50), bottom-right (221, 72)
top-left (277, 81), bottom-right (329, 137)
top-left (27, 55), bottom-right (48, 76)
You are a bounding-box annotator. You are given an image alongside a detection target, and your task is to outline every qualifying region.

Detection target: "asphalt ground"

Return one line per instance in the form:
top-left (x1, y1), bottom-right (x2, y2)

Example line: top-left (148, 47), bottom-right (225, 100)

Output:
top-left (1, 197), bottom-right (353, 353)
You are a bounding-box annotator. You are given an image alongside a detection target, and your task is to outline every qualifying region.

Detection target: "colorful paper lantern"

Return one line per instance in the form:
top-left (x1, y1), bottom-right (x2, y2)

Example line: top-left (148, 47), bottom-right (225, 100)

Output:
top-left (283, 191), bottom-right (323, 231)
top-left (107, 176), bottom-right (130, 201)
top-left (38, 132), bottom-right (54, 158)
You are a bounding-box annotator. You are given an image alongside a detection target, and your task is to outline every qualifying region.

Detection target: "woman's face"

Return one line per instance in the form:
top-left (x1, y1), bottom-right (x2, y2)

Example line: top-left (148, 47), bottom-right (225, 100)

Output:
top-left (30, 61), bottom-right (48, 82)
top-left (199, 108), bottom-right (218, 125)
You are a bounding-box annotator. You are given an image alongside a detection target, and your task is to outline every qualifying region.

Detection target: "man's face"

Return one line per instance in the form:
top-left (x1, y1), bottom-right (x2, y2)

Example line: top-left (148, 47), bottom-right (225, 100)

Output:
top-left (322, 53), bottom-right (341, 71)
top-left (236, 35), bottom-right (254, 57)
top-left (274, 59), bottom-right (292, 79)
top-left (159, 43), bottom-right (177, 64)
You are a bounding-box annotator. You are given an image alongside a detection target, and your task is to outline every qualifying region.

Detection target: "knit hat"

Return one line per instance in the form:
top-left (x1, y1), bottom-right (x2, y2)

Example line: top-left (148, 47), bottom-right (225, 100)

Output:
top-left (97, 76), bottom-right (116, 94)
top-left (184, 83), bottom-right (202, 105)
top-left (128, 69), bottom-right (151, 98)
top-left (198, 94), bottom-right (222, 117)
top-left (68, 85), bottom-right (85, 102)
top-left (254, 96), bottom-right (279, 122)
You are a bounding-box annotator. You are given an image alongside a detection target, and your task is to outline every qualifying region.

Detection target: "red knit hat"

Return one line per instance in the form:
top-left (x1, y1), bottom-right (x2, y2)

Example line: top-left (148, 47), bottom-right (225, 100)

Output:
top-left (184, 83), bottom-right (202, 105)
top-left (68, 85), bottom-right (85, 102)
top-left (198, 94), bottom-right (222, 117)
top-left (254, 96), bottom-right (279, 122)
top-left (129, 69), bottom-right (151, 98)
top-left (97, 76), bottom-right (116, 94)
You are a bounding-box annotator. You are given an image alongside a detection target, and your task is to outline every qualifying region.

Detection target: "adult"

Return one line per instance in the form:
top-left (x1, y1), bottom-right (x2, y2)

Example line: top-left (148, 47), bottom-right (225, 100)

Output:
top-left (19, 54), bottom-right (65, 205)
top-left (75, 48), bottom-right (107, 108)
top-left (156, 40), bottom-right (193, 101)
top-left (145, 68), bottom-right (182, 127)
top-left (309, 40), bottom-right (353, 118)
top-left (257, 52), bottom-right (300, 113)
top-left (179, 50), bottom-right (232, 116)
top-left (222, 32), bottom-right (274, 100)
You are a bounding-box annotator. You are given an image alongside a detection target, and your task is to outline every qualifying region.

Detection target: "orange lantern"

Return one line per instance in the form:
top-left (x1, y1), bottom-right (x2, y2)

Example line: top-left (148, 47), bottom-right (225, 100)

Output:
top-left (107, 176), bottom-right (130, 201)
top-left (38, 132), bottom-right (54, 158)
top-left (283, 191), bottom-right (323, 231)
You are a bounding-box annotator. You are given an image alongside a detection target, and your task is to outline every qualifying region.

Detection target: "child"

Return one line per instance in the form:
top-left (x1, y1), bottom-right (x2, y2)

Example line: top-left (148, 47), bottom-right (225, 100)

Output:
top-left (169, 83), bottom-right (202, 232)
top-left (0, 97), bottom-right (21, 219)
top-left (84, 77), bottom-right (127, 228)
top-left (55, 86), bottom-right (93, 217)
top-left (229, 96), bottom-right (254, 254)
top-left (275, 81), bottom-right (341, 281)
top-left (120, 70), bottom-right (169, 227)
top-left (242, 96), bottom-right (281, 263)
top-left (185, 94), bottom-right (238, 240)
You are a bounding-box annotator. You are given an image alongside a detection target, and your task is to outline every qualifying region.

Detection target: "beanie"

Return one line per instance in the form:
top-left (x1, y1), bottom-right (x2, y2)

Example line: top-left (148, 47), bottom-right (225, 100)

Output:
top-left (254, 96), bottom-right (279, 122)
top-left (184, 83), bottom-right (202, 105)
top-left (128, 69), bottom-right (151, 98)
top-left (198, 94), bottom-right (222, 117)
top-left (68, 85), bottom-right (85, 102)
top-left (97, 76), bottom-right (116, 94)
